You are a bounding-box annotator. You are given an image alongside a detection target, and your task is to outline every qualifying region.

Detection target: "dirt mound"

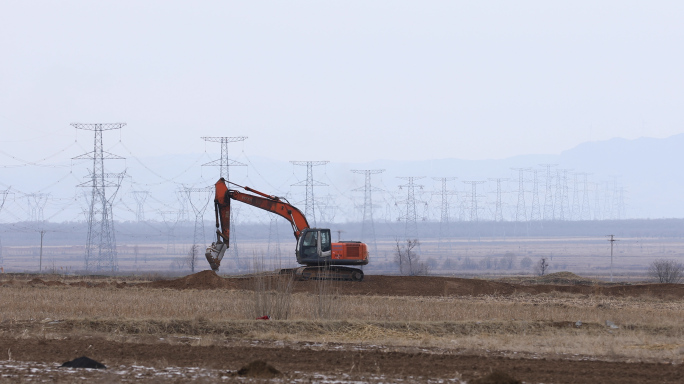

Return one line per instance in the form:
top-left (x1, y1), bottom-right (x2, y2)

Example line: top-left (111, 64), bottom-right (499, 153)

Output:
top-left (28, 278), bottom-right (65, 287)
top-left (472, 370), bottom-right (521, 384)
top-left (236, 360), bottom-right (281, 378)
top-left (145, 270), bottom-right (237, 290)
top-left (537, 271), bottom-right (596, 285)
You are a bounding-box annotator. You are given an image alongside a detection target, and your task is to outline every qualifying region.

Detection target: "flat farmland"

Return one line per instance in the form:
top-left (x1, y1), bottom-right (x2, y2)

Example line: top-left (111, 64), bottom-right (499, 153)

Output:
top-left (0, 271), bottom-right (682, 383)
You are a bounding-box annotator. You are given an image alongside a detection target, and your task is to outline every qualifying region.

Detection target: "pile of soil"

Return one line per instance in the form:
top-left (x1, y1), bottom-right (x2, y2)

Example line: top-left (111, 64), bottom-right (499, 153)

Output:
top-left (536, 271), bottom-right (597, 285)
top-left (28, 278), bottom-right (65, 287)
top-left (145, 270), bottom-right (238, 290)
top-left (236, 360), bottom-right (281, 378)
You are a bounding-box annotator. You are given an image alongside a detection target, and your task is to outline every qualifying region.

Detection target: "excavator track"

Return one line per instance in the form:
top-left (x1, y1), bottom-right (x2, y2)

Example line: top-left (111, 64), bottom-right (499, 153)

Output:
top-left (279, 266), bottom-right (364, 282)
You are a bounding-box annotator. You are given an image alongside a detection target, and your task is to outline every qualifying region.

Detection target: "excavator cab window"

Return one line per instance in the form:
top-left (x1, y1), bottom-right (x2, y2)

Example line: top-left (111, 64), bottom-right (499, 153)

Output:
top-left (320, 229), bottom-right (331, 253)
top-left (301, 230), bottom-right (318, 257)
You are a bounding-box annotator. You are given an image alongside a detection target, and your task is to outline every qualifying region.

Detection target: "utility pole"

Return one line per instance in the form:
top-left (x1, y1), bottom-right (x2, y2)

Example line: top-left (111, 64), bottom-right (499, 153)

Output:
top-left (397, 177), bottom-right (425, 239)
top-left (352, 169), bottom-right (384, 257)
top-left (607, 234), bottom-right (618, 282)
top-left (291, 161), bottom-right (329, 226)
top-left (72, 123), bottom-right (126, 272)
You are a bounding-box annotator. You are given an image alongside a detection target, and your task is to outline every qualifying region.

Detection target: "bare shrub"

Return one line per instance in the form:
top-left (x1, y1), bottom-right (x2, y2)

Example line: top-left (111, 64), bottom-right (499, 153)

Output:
top-left (250, 256), bottom-right (294, 320)
top-left (535, 257), bottom-right (550, 276)
top-left (313, 267), bottom-right (339, 320)
top-left (394, 239), bottom-right (428, 276)
top-left (648, 259), bottom-right (683, 283)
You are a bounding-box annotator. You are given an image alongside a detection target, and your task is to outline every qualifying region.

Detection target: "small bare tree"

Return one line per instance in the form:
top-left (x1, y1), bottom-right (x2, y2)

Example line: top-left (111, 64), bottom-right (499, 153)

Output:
top-left (535, 257), bottom-right (550, 276)
top-left (395, 239), bottom-right (428, 276)
top-left (648, 259), bottom-right (683, 283)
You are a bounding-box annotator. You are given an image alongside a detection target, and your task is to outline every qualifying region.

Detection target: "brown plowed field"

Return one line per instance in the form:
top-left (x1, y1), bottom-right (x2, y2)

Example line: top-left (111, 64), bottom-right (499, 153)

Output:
top-left (2, 271), bottom-right (684, 383)
top-left (2, 334), bottom-right (683, 383)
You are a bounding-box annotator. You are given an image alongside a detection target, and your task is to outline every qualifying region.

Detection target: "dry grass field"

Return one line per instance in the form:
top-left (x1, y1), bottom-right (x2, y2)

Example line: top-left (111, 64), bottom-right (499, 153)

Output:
top-left (0, 272), bottom-right (682, 383)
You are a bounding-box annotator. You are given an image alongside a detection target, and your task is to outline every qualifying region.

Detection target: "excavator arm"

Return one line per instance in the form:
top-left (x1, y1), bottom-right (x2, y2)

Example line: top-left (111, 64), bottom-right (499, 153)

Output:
top-left (205, 178), bottom-right (310, 271)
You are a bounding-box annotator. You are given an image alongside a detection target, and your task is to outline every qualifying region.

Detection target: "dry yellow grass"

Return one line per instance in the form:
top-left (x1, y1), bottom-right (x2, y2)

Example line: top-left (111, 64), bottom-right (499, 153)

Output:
top-left (1, 284), bottom-right (683, 362)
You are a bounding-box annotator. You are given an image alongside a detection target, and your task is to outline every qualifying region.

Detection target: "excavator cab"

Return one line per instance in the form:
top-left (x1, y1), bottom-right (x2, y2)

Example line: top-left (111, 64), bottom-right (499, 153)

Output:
top-left (296, 228), bottom-right (332, 265)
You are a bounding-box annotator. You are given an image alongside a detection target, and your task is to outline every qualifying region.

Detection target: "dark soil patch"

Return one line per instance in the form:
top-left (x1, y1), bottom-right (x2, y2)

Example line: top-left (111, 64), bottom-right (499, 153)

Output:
top-left (472, 370), bottom-right (521, 384)
top-left (236, 360), bottom-right (281, 378)
top-left (60, 356), bottom-right (106, 369)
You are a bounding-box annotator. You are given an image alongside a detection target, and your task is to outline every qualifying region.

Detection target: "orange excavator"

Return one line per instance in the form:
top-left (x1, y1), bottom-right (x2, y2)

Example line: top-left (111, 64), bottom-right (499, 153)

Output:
top-left (205, 178), bottom-right (368, 281)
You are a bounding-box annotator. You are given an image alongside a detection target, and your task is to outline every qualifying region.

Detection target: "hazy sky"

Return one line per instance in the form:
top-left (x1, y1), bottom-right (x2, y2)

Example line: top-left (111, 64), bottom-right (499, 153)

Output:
top-left (1, 1), bottom-right (683, 163)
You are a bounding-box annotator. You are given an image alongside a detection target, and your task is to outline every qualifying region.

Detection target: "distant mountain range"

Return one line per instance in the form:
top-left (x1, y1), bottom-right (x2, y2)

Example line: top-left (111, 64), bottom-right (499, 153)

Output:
top-left (1, 134), bottom-right (682, 222)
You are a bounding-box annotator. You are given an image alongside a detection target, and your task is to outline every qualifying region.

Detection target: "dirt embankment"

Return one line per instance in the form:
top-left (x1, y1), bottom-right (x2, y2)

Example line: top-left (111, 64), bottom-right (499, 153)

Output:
top-left (6, 271), bottom-right (684, 299)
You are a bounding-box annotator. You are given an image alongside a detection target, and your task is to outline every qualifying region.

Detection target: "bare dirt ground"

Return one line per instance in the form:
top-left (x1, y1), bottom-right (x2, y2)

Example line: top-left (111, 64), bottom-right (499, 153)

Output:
top-left (1, 271), bottom-right (683, 383)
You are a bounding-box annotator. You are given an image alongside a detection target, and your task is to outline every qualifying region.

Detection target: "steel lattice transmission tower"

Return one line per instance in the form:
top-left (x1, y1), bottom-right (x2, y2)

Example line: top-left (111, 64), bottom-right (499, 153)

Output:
top-left (397, 177), bottom-right (424, 239)
top-left (202, 136), bottom-right (248, 263)
top-left (579, 172), bottom-right (592, 220)
top-left (291, 161), bottom-right (329, 226)
top-left (432, 177), bottom-right (457, 249)
top-left (160, 210), bottom-right (179, 257)
top-left (462, 181), bottom-right (485, 222)
top-left (352, 169), bottom-right (385, 256)
top-left (26, 193), bottom-right (49, 222)
top-left (555, 169), bottom-right (571, 221)
top-left (571, 172), bottom-right (581, 221)
top-left (529, 169), bottom-right (541, 221)
top-left (201, 136), bottom-right (247, 180)
top-left (0, 189), bottom-right (11, 265)
top-left (183, 186), bottom-right (212, 273)
top-left (511, 168), bottom-right (529, 222)
top-left (131, 191), bottom-right (149, 222)
top-left (539, 164), bottom-right (557, 220)
top-left (488, 178), bottom-right (508, 222)
top-left (72, 123), bottom-right (126, 272)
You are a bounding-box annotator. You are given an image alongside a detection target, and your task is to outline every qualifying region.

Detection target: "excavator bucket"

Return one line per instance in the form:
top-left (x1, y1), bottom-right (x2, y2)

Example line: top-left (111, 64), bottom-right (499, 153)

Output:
top-left (205, 241), bottom-right (227, 272)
